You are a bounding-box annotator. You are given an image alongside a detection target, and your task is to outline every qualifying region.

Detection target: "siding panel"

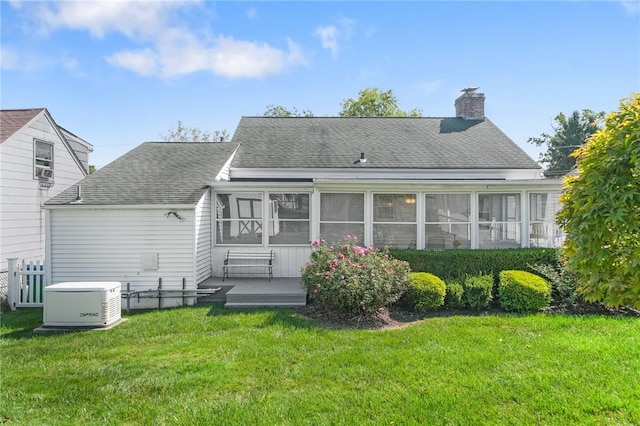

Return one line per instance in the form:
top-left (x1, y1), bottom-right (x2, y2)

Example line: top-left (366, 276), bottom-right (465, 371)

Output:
top-left (50, 208), bottom-right (196, 308)
top-left (211, 246), bottom-right (311, 278)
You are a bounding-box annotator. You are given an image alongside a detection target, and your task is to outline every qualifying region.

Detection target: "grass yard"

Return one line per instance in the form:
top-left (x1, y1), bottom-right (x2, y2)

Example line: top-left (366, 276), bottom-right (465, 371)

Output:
top-left (1, 304), bottom-right (639, 425)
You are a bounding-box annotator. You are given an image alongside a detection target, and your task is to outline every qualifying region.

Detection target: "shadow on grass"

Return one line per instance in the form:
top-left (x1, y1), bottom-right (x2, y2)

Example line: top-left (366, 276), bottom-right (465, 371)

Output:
top-left (0, 308), bottom-right (43, 340)
top-left (204, 302), bottom-right (317, 329)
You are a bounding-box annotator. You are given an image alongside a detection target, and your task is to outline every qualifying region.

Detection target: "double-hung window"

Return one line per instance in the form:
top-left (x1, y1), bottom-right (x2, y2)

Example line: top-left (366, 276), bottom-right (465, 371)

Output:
top-left (34, 140), bottom-right (54, 179)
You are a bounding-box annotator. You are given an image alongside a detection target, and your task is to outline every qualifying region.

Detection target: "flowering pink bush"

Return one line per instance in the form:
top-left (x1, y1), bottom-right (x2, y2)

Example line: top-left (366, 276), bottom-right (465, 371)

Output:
top-left (301, 236), bottom-right (410, 314)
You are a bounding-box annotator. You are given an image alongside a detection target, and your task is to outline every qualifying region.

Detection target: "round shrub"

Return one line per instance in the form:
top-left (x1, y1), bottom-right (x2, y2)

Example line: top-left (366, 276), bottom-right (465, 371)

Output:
top-left (403, 273), bottom-right (446, 312)
top-left (301, 236), bottom-right (411, 314)
top-left (444, 281), bottom-right (465, 309)
top-left (463, 274), bottom-right (494, 310)
top-left (499, 270), bottom-right (551, 312)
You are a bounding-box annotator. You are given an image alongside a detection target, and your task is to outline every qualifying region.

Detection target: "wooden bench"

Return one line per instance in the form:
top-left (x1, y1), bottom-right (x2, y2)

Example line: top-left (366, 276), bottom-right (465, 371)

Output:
top-left (222, 250), bottom-right (274, 282)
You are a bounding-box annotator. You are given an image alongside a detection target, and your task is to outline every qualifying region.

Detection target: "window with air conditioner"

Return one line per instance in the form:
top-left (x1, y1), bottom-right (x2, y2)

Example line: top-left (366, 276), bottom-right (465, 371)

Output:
top-left (34, 140), bottom-right (54, 179)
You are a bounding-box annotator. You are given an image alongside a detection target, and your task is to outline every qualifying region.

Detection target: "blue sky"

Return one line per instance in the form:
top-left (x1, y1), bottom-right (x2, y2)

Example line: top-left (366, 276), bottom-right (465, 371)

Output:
top-left (1, 0), bottom-right (639, 169)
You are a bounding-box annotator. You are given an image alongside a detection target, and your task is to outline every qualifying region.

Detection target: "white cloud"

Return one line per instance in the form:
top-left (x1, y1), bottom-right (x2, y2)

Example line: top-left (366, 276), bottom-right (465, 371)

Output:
top-left (0, 46), bottom-right (19, 70)
top-left (416, 80), bottom-right (443, 95)
top-left (315, 25), bottom-right (339, 57)
top-left (12, 0), bottom-right (307, 79)
top-left (106, 33), bottom-right (307, 79)
top-left (106, 48), bottom-right (159, 77)
top-left (63, 56), bottom-right (80, 72)
top-left (33, 0), bottom-right (191, 39)
top-left (0, 45), bottom-right (44, 71)
top-left (619, 0), bottom-right (639, 15)
top-left (314, 16), bottom-right (355, 58)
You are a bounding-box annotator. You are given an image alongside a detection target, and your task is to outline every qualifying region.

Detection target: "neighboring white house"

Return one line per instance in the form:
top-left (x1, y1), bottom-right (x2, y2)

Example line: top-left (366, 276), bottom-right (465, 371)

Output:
top-left (44, 91), bottom-right (564, 307)
top-left (0, 108), bottom-right (92, 270)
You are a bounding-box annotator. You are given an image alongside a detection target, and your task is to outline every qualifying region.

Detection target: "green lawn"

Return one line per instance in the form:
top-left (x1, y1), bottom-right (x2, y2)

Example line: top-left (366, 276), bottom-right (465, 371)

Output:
top-left (1, 305), bottom-right (638, 425)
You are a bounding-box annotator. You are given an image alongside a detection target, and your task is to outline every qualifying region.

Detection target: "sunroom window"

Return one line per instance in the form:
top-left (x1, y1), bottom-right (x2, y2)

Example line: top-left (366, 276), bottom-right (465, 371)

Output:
top-left (268, 193), bottom-right (310, 245)
top-left (478, 193), bottom-right (521, 248)
top-left (425, 194), bottom-right (471, 249)
top-left (215, 192), bottom-right (263, 245)
top-left (529, 192), bottom-right (563, 247)
top-left (319, 193), bottom-right (365, 243)
top-left (373, 193), bottom-right (417, 249)
top-left (34, 140), bottom-right (54, 179)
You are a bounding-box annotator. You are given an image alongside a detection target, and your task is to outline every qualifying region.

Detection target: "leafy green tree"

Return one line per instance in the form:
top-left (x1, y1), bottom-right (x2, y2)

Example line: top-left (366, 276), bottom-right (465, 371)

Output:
top-left (161, 120), bottom-right (230, 142)
top-left (557, 93), bottom-right (640, 309)
top-left (263, 105), bottom-right (314, 117)
top-left (528, 110), bottom-right (605, 177)
top-left (339, 87), bottom-right (422, 117)
top-left (88, 165), bottom-right (96, 174)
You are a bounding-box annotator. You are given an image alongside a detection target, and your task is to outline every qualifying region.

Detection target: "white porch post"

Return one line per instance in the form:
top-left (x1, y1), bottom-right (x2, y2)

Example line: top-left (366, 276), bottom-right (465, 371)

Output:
top-left (521, 192), bottom-right (529, 248)
top-left (45, 209), bottom-right (52, 287)
top-left (470, 191), bottom-right (479, 249)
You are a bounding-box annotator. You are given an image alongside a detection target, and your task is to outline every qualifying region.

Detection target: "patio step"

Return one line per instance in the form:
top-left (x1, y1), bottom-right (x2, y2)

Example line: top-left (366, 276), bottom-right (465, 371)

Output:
top-left (224, 281), bottom-right (307, 308)
top-left (197, 277), bottom-right (307, 308)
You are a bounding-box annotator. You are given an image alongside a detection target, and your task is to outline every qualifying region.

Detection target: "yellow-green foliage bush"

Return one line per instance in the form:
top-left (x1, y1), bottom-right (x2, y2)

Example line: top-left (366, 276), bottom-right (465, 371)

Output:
top-left (445, 282), bottom-right (465, 309)
top-left (404, 272), bottom-right (446, 312)
top-left (558, 93), bottom-right (640, 309)
top-left (499, 270), bottom-right (551, 312)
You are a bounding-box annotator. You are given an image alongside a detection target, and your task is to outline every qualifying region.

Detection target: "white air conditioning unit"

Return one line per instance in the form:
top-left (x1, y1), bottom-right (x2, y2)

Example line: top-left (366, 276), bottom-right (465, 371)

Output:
top-left (43, 282), bottom-right (121, 328)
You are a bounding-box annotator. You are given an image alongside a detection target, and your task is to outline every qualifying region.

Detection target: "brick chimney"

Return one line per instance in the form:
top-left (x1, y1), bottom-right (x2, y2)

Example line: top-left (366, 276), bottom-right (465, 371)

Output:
top-left (455, 88), bottom-right (485, 120)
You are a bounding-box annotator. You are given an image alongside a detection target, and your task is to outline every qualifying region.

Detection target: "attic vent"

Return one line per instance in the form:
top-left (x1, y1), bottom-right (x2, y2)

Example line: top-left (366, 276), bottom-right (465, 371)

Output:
top-left (68, 185), bottom-right (83, 204)
top-left (354, 152), bottom-right (367, 164)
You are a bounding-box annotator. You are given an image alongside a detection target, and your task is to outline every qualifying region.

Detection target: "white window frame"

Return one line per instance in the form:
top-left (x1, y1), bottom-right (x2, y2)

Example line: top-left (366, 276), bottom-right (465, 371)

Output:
top-left (318, 192), bottom-right (365, 244)
top-left (424, 192), bottom-right (472, 250)
top-left (214, 191), bottom-right (312, 247)
top-left (528, 192), bottom-right (564, 248)
top-left (477, 192), bottom-right (522, 248)
top-left (267, 192), bottom-right (311, 246)
top-left (372, 192), bottom-right (418, 249)
top-left (34, 139), bottom-right (54, 179)
top-left (214, 191), bottom-right (264, 246)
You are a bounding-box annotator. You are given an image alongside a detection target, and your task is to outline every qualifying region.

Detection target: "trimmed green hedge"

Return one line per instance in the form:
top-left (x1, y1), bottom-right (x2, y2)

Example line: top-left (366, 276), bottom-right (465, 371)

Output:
top-left (499, 270), bottom-right (552, 312)
top-left (444, 282), bottom-right (465, 309)
top-left (403, 273), bottom-right (446, 312)
top-left (388, 248), bottom-right (559, 284)
top-left (464, 274), bottom-right (494, 310)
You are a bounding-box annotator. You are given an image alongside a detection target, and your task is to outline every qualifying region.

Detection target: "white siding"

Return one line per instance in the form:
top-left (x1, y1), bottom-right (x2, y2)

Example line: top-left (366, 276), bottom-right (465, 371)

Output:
top-left (212, 246), bottom-right (311, 278)
top-left (49, 208), bottom-right (196, 308)
top-left (194, 192), bottom-right (211, 284)
top-left (0, 112), bottom-right (86, 269)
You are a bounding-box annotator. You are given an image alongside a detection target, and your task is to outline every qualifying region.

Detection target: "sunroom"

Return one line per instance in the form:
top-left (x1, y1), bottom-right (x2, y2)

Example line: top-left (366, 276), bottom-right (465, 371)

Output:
top-left (210, 180), bottom-right (564, 278)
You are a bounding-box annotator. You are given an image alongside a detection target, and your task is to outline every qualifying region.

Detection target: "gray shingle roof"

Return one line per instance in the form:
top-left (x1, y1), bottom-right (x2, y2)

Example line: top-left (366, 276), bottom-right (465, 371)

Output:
top-left (45, 142), bottom-right (239, 206)
top-left (231, 117), bottom-right (540, 169)
top-left (1, 108), bottom-right (45, 143)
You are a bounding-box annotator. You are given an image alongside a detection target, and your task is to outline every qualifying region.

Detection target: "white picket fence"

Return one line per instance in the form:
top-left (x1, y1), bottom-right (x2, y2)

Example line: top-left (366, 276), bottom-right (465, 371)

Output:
top-left (7, 258), bottom-right (46, 310)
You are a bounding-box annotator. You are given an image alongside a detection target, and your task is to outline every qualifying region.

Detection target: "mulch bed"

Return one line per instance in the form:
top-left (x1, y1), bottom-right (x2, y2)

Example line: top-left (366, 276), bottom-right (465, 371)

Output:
top-left (294, 301), bottom-right (640, 330)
